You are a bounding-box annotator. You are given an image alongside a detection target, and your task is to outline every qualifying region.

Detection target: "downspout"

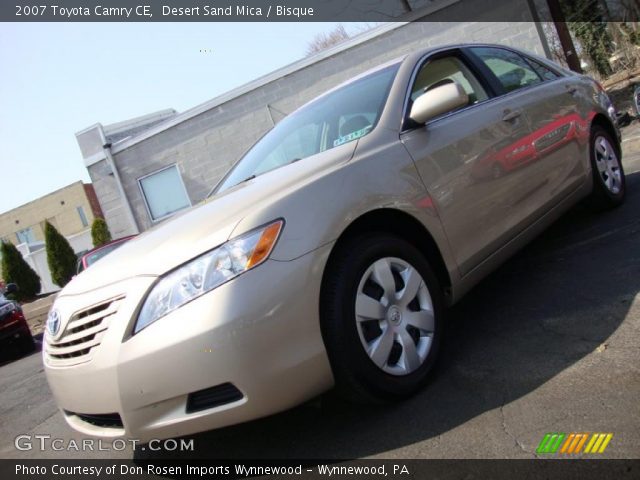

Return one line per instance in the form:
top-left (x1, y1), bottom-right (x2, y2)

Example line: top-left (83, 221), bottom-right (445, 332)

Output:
top-left (102, 143), bottom-right (140, 234)
top-left (526, 0), bottom-right (553, 59)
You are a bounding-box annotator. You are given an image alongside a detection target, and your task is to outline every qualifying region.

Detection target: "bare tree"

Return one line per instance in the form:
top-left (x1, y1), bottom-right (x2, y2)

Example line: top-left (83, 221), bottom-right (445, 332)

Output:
top-left (306, 24), bottom-right (351, 56)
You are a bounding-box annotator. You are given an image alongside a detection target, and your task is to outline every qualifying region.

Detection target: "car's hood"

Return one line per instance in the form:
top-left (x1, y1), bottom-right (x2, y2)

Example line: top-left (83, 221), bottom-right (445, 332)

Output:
top-left (61, 142), bottom-right (356, 296)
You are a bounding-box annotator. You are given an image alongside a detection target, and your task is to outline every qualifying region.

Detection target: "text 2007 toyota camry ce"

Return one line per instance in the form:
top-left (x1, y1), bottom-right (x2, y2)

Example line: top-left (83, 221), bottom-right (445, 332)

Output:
top-left (44, 44), bottom-right (624, 441)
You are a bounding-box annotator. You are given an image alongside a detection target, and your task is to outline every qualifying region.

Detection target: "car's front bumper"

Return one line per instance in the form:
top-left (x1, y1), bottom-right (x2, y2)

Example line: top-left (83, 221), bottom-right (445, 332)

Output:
top-left (44, 244), bottom-right (334, 442)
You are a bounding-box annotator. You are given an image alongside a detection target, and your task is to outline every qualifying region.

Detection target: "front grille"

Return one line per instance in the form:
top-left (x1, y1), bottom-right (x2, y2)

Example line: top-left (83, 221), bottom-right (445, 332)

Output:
top-left (45, 296), bottom-right (125, 365)
top-left (67, 411), bottom-right (123, 428)
top-left (186, 383), bottom-right (244, 413)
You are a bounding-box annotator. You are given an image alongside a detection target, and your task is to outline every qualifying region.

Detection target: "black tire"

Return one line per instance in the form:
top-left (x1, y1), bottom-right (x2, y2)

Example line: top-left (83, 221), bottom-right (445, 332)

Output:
top-left (585, 125), bottom-right (625, 211)
top-left (320, 234), bottom-right (443, 403)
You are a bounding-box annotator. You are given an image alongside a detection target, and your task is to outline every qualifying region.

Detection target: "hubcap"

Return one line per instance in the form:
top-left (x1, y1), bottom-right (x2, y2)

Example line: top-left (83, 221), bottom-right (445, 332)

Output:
top-left (388, 305), bottom-right (402, 325)
top-left (594, 136), bottom-right (622, 194)
top-left (355, 257), bottom-right (434, 376)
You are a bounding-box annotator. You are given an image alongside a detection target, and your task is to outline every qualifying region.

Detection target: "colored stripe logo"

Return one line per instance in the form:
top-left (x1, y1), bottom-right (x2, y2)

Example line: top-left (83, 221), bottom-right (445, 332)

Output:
top-left (537, 433), bottom-right (613, 454)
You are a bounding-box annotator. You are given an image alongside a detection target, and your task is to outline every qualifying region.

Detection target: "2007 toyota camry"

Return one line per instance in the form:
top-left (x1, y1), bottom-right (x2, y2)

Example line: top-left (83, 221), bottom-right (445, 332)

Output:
top-left (44, 44), bottom-right (625, 441)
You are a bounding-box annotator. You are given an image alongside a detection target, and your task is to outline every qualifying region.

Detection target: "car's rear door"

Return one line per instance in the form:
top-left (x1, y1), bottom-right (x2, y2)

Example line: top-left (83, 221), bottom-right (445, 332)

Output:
top-left (400, 48), bottom-right (548, 276)
top-left (467, 46), bottom-right (586, 206)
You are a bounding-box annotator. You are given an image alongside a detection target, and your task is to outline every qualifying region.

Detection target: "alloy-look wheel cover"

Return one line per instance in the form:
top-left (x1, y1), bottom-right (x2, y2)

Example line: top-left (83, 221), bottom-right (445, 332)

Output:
top-left (594, 136), bottom-right (622, 194)
top-left (355, 257), bottom-right (434, 376)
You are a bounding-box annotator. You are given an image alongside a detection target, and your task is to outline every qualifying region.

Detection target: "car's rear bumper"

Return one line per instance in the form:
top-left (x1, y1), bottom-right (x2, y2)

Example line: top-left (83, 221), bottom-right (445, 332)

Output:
top-left (44, 244), bottom-right (334, 442)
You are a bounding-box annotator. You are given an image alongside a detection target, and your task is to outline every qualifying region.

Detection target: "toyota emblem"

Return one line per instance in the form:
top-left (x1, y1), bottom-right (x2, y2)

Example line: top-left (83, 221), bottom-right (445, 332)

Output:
top-left (47, 309), bottom-right (61, 337)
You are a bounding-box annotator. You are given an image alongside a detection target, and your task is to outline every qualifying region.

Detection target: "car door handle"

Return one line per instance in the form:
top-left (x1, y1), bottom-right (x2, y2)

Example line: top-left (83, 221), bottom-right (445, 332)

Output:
top-left (566, 86), bottom-right (578, 95)
top-left (502, 110), bottom-right (522, 122)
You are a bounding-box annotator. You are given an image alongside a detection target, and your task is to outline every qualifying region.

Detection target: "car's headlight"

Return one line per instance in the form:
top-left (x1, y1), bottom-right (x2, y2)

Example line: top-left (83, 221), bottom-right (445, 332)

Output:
top-left (134, 219), bottom-right (283, 333)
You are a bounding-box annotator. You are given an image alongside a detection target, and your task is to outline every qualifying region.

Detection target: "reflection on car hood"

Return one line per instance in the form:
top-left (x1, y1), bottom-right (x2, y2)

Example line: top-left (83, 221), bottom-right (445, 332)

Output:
top-left (61, 142), bottom-right (356, 296)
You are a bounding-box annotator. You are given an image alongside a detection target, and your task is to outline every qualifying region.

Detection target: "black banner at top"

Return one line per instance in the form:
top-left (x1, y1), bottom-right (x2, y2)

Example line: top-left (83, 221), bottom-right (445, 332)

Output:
top-left (2, 0), bottom-right (640, 22)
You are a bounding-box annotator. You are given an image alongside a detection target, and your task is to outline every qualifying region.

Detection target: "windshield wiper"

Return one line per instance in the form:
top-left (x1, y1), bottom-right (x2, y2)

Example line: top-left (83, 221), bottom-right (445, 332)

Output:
top-left (239, 162), bottom-right (299, 186)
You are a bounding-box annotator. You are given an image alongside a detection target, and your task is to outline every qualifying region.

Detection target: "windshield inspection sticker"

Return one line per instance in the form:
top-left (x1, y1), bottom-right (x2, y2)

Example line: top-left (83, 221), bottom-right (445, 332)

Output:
top-left (333, 125), bottom-right (372, 147)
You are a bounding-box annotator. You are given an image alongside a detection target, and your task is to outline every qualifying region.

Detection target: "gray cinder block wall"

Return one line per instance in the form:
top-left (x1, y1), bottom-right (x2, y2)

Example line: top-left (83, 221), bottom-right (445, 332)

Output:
top-left (85, 15), bottom-right (547, 236)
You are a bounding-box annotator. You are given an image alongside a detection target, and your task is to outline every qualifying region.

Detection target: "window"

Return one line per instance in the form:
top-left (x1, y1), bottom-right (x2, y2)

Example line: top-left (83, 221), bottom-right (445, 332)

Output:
top-left (83, 241), bottom-right (127, 269)
top-left (527, 59), bottom-right (561, 81)
top-left (16, 227), bottom-right (35, 244)
top-left (77, 206), bottom-right (89, 227)
top-left (139, 165), bottom-right (191, 221)
top-left (408, 55), bottom-right (488, 120)
top-left (215, 64), bottom-right (399, 193)
top-left (472, 47), bottom-right (542, 93)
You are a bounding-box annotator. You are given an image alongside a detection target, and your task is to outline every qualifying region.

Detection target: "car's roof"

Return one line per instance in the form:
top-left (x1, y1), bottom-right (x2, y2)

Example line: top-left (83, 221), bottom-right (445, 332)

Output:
top-left (289, 43), bottom-right (549, 116)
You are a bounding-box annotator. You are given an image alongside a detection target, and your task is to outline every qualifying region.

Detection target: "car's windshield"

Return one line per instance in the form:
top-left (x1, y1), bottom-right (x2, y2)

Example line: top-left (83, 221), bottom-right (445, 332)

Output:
top-left (214, 63), bottom-right (400, 194)
top-left (78, 241), bottom-right (126, 273)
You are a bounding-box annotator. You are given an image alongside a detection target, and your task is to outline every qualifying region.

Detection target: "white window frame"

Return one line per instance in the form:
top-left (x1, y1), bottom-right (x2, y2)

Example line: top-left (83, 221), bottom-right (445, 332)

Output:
top-left (137, 164), bottom-right (192, 223)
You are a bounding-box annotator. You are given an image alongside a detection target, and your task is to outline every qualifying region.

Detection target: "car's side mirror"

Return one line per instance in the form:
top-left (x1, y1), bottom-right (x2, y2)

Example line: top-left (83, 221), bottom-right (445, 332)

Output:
top-left (409, 82), bottom-right (469, 125)
top-left (5, 283), bottom-right (18, 295)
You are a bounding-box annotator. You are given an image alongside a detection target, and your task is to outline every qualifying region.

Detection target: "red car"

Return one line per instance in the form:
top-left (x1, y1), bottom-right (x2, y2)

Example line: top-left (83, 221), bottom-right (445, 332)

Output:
top-left (0, 284), bottom-right (34, 354)
top-left (76, 236), bottom-right (136, 274)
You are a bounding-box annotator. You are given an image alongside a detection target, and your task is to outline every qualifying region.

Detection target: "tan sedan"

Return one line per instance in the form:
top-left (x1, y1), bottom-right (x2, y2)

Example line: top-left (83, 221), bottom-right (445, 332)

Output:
top-left (44, 44), bottom-right (624, 441)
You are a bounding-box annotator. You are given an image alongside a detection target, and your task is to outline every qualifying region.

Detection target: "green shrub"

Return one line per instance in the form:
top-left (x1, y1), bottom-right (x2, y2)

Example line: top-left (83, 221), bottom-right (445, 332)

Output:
top-left (91, 217), bottom-right (112, 248)
top-left (0, 241), bottom-right (41, 301)
top-left (44, 221), bottom-right (77, 287)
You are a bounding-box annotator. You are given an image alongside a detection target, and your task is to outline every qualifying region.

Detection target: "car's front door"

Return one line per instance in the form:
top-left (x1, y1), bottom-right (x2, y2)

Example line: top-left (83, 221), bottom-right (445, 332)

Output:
top-left (400, 49), bottom-right (547, 276)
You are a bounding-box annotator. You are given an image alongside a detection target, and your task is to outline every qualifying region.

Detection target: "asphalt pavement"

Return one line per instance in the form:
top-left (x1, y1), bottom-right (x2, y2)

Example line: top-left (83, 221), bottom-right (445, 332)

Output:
top-left (1, 123), bottom-right (639, 461)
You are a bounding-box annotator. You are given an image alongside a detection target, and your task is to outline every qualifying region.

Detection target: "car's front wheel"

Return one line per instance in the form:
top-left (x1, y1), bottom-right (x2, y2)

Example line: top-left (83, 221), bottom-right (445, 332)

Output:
top-left (321, 234), bottom-right (443, 403)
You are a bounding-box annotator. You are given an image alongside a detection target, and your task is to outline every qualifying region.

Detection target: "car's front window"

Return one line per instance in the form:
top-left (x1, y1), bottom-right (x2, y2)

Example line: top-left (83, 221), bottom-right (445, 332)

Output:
top-left (215, 63), bottom-right (399, 193)
top-left (471, 47), bottom-right (542, 93)
top-left (409, 55), bottom-right (488, 118)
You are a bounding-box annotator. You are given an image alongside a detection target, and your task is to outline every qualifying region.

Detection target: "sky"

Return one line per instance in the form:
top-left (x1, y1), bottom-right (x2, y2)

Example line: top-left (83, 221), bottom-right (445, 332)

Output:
top-left (0, 22), bottom-right (364, 213)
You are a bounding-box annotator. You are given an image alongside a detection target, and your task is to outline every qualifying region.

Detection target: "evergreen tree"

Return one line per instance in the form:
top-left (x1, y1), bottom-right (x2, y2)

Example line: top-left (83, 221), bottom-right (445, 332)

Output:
top-left (44, 221), bottom-right (77, 287)
top-left (0, 241), bottom-right (41, 301)
top-left (91, 217), bottom-right (112, 248)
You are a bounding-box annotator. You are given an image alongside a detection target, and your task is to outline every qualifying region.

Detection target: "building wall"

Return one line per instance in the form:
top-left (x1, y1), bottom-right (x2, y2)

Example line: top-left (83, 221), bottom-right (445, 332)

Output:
top-left (0, 182), bottom-right (102, 246)
top-left (89, 19), bottom-right (546, 235)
